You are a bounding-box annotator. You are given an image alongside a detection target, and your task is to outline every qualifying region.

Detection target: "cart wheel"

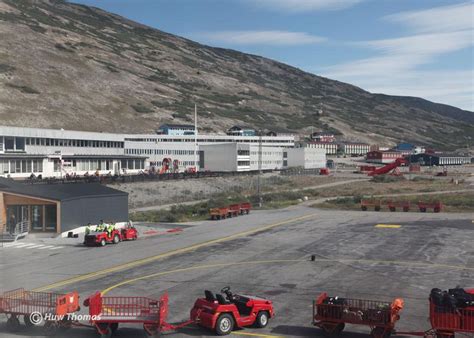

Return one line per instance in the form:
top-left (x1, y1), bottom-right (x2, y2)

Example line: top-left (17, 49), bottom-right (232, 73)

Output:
top-left (371, 327), bottom-right (391, 338)
top-left (403, 207), bottom-right (409, 212)
top-left (100, 238), bottom-right (106, 246)
top-left (215, 313), bottom-right (234, 335)
top-left (322, 323), bottom-right (345, 336)
top-left (6, 315), bottom-right (21, 332)
top-left (246, 210), bottom-right (249, 214)
top-left (361, 206), bottom-right (368, 211)
top-left (24, 314), bottom-right (35, 328)
top-left (389, 207), bottom-right (396, 212)
top-left (43, 321), bottom-right (60, 336)
top-left (96, 323), bottom-right (111, 338)
top-left (375, 206), bottom-right (381, 211)
top-left (113, 234), bottom-right (120, 244)
top-left (420, 208), bottom-right (426, 212)
top-left (110, 323), bottom-right (119, 334)
top-left (255, 311), bottom-right (270, 328)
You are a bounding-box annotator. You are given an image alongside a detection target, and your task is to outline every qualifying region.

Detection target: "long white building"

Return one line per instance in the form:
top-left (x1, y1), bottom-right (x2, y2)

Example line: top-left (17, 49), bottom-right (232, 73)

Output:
top-left (0, 126), bottom-right (298, 178)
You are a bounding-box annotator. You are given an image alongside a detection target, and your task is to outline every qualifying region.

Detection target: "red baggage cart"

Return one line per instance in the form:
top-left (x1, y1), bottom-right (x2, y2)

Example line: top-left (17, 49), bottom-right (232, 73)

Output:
top-left (0, 288), bottom-right (80, 333)
top-left (386, 200), bottom-right (411, 212)
top-left (418, 201), bottom-right (442, 213)
top-left (84, 292), bottom-right (183, 337)
top-left (428, 299), bottom-right (474, 337)
top-left (313, 292), bottom-right (404, 338)
top-left (210, 207), bottom-right (229, 220)
top-left (228, 204), bottom-right (241, 218)
top-left (361, 199), bottom-right (382, 211)
top-left (239, 202), bottom-right (251, 215)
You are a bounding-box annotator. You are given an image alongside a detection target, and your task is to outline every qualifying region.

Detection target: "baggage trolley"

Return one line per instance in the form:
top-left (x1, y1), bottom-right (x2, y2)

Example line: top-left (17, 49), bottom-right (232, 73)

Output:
top-left (84, 292), bottom-right (192, 337)
top-left (0, 288), bottom-right (79, 334)
top-left (313, 292), bottom-right (404, 338)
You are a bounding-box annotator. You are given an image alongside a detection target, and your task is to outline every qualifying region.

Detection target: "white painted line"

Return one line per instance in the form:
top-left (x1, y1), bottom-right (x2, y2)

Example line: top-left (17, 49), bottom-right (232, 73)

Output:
top-left (13, 243), bottom-right (37, 248)
top-left (49, 246), bottom-right (64, 250)
top-left (2, 242), bottom-right (21, 247)
top-left (38, 245), bottom-right (55, 250)
top-left (25, 245), bottom-right (47, 249)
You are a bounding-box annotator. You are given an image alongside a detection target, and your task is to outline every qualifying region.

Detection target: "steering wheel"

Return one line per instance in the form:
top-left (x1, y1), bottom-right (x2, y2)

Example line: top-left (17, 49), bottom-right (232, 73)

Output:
top-left (221, 286), bottom-right (231, 293)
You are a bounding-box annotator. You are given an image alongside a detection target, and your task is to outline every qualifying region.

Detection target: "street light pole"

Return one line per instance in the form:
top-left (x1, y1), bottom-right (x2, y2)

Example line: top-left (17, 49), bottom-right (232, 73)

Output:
top-left (257, 129), bottom-right (262, 207)
top-left (194, 104), bottom-right (198, 172)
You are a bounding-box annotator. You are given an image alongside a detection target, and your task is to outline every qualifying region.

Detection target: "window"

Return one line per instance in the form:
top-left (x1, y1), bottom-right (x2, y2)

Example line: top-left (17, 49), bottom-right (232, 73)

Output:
top-left (5, 137), bottom-right (14, 150)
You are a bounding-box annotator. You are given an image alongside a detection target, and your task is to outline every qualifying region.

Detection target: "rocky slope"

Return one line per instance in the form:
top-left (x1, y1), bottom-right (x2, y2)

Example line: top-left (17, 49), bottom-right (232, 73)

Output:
top-left (0, 0), bottom-right (472, 149)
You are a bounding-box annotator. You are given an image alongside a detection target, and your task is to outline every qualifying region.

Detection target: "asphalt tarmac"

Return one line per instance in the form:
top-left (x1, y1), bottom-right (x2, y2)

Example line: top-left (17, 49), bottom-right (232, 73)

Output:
top-left (1, 205), bottom-right (473, 338)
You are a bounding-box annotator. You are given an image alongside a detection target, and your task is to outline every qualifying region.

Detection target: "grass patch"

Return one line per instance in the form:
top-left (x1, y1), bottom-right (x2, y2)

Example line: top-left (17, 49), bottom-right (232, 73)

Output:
top-left (131, 103), bottom-right (153, 114)
top-left (0, 64), bottom-right (15, 73)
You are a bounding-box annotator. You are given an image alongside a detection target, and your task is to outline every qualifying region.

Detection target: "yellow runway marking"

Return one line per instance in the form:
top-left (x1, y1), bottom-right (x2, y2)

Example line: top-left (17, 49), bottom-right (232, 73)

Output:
top-left (375, 224), bottom-right (401, 228)
top-left (101, 258), bottom-right (474, 296)
top-left (33, 213), bottom-right (318, 292)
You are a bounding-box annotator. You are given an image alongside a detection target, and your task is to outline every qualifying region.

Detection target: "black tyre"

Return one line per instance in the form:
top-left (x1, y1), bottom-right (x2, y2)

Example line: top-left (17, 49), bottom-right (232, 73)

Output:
top-left (389, 207), bottom-right (396, 212)
top-left (24, 314), bottom-right (35, 328)
top-left (322, 323), bottom-right (345, 336)
top-left (246, 210), bottom-right (249, 214)
top-left (110, 323), bottom-right (119, 333)
top-left (100, 238), bottom-right (106, 246)
top-left (361, 206), bottom-right (368, 211)
top-left (434, 207), bottom-right (440, 213)
top-left (215, 313), bottom-right (234, 336)
top-left (403, 207), bottom-right (409, 212)
top-left (375, 206), bottom-right (381, 211)
top-left (420, 207), bottom-right (426, 212)
top-left (43, 321), bottom-right (60, 336)
top-left (6, 316), bottom-right (21, 332)
top-left (371, 327), bottom-right (391, 338)
top-left (255, 311), bottom-right (269, 328)
top-left (113, 234), bottom-right (120, 244)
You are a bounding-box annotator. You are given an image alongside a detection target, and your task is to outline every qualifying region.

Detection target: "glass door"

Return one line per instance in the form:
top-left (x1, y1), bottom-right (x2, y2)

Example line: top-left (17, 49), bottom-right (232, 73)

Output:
top-left (31, 206), bottom-right (43, 231)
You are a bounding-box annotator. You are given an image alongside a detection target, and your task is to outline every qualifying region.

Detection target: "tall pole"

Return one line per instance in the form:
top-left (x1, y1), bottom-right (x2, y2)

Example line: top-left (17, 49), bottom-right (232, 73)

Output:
top-left (257, 129), bottom-right (262, 207)
top-left (194, 104), bottom-right (198, 171)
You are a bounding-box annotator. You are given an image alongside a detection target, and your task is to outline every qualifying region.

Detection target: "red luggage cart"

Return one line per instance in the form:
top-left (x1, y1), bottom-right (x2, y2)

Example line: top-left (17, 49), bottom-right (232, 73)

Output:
top-left (417, 201), bottom-right (442, 213)
top-left (0, 288), bottom-right (80, 333)
top-left (313, 292), bottom-right (404, 338)
top-left (361, 199), bottom-right (382, 211)
top-left (228, 204), bottom-right (241, 217)
top-left (239, 202), bottom-right (251, 215)
top-left (85, 292), bottom-right (190, 337)
top-left (386, 200), bottom-right (411, 212)
top-left (428, 299), bottom-right (474, 337)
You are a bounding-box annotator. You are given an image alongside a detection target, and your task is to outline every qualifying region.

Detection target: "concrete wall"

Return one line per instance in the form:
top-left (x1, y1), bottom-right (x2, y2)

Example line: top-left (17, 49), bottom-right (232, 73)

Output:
top-left (287, 148), bottom-right (326, 169)
top-left (60, 195), bottom-right (128, 233)
top-left (200, 143), bottom-right (238, 172)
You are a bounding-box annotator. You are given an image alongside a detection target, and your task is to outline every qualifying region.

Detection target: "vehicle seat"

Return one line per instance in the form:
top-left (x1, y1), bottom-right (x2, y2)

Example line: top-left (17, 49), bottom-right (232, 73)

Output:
top-left (216, 294), bottom-right (230, 305)
top-left (234, 299), bottom-right (252, 316)
top-left (205, 290), bottom-right (216, 302)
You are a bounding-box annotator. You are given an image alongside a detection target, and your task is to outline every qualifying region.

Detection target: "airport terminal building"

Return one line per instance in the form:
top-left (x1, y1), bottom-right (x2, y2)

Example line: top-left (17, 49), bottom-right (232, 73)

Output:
top-left (0, 126), bottom-right (325, 179)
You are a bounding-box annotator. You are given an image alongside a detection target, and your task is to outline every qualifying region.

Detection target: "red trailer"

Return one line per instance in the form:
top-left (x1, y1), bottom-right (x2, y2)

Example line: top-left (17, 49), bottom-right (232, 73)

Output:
top-left (361, 199), bottom-right (382, 211)
top-left (320, 168), bottom-right (330, 175)
top-left (228, 204), bottom-right (241, 218)
top-left (417, 201), bottom-right (442, 213)
top-left (239, 202), bottom-right (251, 215)
top-left (0, 288), bottom-right (80, 334)
top-left (84, 292), bottom-right (188, 337)
top-left (313, 292), bottom-right (404, 338)
top-left (386, 200), bottom-right (411, 212)
top-left (121, 226), bottom-right (138, 241)
top-left (84, 229), bottom-right (124, 246)
top-left (210, 207), bottom-right (229, 220)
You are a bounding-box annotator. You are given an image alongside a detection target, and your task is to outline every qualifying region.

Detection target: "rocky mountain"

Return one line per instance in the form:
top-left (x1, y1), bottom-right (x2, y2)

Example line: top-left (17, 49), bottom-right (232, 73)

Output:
top-left (0, 0), bottom-right (472, 150)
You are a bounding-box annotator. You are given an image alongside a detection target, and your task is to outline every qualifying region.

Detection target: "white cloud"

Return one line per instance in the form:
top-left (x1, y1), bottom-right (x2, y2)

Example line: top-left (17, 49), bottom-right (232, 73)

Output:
top-left (194, 30), bottom-right (325, 46)
top-left (248, 0), bottom-right (365, 12)
top-left (321, 2), bottom-right (474, 110)
top-left (384, 2), bottom-right (474, 33)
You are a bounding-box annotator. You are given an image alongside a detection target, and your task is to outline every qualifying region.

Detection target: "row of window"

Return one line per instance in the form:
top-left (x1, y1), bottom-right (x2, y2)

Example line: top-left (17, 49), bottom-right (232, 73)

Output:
top-left (0, 159), bottom-right (43, 174)
top-left (26, 137), bottom-right (124, 149)
top-left (125, 138), bottom-right (292, 144)
top-left (126, 149), bottom-right (197, 156)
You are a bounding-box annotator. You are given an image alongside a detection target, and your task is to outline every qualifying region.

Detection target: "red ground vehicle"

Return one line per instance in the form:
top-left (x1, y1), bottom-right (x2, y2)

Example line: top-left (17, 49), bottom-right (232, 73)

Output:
top-left (320, 168), bottom-right (330, 175)
top-left (418, 201), bottom-right (442, 213)
top-left (121, 226), bottom-right (138, 241)
top-left (0, 288), bottom-right (80, 334)
top-left (210, 207), bottom-right (229, 220)
top-left (313, 292), bottom-right (404, 338)
top-left (386, 200), bottom-right (411, 212)
top-left (239, 202), bottom-right (251, 215)
top-left (84, 292), bottom-right (184, 337)
top-left (368, 158), bottom-right (407, 176)
top-left (190, 287), bottom-right (274, 336)
top-left (84, 229), bottom-right (123, 246)
top-left (361, 199), bottom-right (382, 211)
top-left (228, 204), bottom-right (241, 217)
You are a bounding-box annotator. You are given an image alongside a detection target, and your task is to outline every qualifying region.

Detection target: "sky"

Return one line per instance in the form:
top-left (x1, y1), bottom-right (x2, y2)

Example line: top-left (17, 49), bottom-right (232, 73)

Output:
top-left (73, 0), bottom-right (474, 111)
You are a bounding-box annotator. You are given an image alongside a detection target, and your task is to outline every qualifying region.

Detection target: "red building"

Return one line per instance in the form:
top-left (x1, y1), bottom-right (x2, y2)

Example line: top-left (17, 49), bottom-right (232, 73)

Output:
top-left (310, 133), bottom-right (336, 143)
top-left (366, 150), bottom-right (404, 164)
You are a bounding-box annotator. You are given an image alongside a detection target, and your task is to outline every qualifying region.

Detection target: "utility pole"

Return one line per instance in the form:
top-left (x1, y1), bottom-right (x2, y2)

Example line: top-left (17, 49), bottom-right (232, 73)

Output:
top-left (194, 104), bottom-right (199, 172)
top-left (257, 129), bottom-right (263, 207)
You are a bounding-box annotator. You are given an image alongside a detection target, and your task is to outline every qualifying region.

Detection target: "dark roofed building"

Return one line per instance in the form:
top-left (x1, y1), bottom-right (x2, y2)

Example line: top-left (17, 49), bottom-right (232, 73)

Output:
top-left (226, 126), bottom-right (256, 137)
top-left (0, 178), bottom-right (128, 235)
top-left (407, 153), bottom-right (471, 166)
top-left (156, 124), bottom-right (196, 136)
